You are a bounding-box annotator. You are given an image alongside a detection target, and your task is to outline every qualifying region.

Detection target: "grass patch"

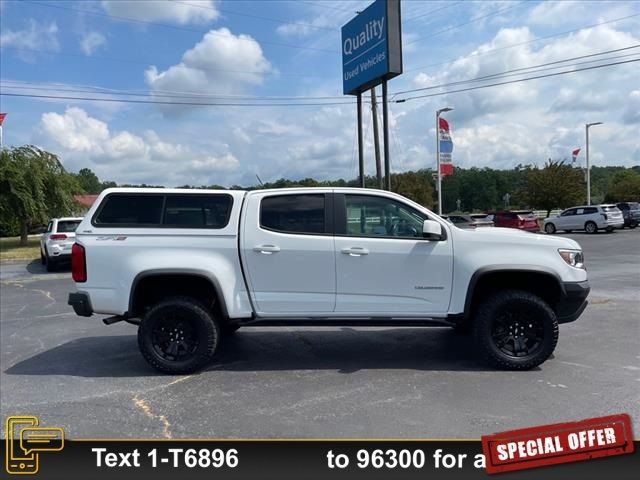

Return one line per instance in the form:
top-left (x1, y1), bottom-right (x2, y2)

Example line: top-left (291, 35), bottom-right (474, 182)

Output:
top-left (0, 236), bottom-right (41, 261)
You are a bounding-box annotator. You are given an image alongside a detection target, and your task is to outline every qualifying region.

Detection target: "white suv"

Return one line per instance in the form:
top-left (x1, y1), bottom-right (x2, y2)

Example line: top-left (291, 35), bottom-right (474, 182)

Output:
top-left (544, 205), bottom-right (624, 234)
top-left (40, 217), bottom-right (83, 271)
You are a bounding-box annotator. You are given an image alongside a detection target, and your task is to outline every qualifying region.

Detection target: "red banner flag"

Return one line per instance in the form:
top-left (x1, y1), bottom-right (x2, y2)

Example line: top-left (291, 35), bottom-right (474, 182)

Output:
top-left (572, 147), bottom-right (581, 163)
top-left (0, 113), bottom-right (6, 126)
top-left (440, 163), bottom-right (454, 176)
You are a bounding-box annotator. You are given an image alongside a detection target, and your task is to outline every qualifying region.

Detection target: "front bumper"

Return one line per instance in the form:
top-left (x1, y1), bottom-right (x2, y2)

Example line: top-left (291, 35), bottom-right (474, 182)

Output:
top-left (68, 292), bottom-right (93, 317)
top-left (556, 280), bottom-right (590, 323)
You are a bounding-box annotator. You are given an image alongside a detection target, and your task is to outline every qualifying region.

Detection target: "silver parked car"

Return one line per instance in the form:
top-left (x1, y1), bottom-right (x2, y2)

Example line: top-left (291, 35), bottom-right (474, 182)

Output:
top-left (40, 217), bottom-right (83, 271)
top-left (543, 205), bottom-right (624, 234)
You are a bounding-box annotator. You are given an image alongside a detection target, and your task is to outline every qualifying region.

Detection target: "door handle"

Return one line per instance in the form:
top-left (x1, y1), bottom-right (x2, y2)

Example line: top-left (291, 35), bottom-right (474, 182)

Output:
top-left (341, 247), bottom-right (369, 256)
top-left (254, 244), bottom-right (281, 254)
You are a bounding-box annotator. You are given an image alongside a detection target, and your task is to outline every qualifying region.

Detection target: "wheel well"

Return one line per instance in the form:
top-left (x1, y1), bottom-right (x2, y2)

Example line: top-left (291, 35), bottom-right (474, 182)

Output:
top-left (465, 271), bottom-right (562, 320)
top-left (130, 274), bottom-right (226, 320)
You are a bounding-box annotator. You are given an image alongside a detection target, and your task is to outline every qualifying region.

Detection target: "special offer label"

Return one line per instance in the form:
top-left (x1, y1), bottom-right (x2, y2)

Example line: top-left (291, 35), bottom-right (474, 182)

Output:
top-left (481, 414), bottom-right (634, 474)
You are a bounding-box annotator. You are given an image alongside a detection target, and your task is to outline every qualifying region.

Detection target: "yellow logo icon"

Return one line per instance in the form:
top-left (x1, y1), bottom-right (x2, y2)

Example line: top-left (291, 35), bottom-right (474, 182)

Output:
top-left (6, 416), bottom-right (64, 475)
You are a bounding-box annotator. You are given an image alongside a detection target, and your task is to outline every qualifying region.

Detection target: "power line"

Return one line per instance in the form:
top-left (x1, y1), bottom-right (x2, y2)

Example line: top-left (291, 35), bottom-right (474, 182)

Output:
top-left (404, 1), bottom-right (464, 23)
top-left (0, 81), bottom-right (350, 101)
top-left (296, 1), bottom-right (363, 13)
top-left (172, 0), bottom-right (337, 31)
top-left (0, 91), bottom-right (359, 107)
top-left (395, 58), bottom-right (640, 102)
top-left (391, 45), bottom-right (640, 96)
top-left (3, 48), bottom-right (636, 104)
top-left (405, 1), bottom-right (527, 46)
top-left (405, 12), bottom-right (640, 73)
top-left (26, 1), bottom-right (339, 53)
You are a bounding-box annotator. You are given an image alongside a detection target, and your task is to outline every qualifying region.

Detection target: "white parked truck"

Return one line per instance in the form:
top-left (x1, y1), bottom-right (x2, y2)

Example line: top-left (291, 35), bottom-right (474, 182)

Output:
top-left (68, 188), bottom-right (590, 373)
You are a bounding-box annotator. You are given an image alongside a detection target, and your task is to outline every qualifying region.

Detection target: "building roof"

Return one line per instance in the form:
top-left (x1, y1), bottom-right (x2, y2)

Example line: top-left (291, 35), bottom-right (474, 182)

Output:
top-left (74, 194), bottom-right (98, 208)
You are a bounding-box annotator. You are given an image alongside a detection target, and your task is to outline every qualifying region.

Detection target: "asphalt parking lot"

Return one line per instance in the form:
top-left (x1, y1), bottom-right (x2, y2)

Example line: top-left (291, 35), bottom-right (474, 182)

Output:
top-left (1, 229), bottom-right (639, 439)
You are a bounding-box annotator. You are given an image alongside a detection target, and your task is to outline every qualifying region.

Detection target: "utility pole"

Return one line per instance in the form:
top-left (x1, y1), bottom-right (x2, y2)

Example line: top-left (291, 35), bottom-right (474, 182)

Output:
top-left (371, 87), bottom-right (382, 189)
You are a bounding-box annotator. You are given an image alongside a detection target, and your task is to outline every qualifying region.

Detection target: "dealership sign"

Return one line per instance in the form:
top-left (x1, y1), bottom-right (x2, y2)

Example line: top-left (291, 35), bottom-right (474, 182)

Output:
top-left (341, 0), bottom-right (403, 95)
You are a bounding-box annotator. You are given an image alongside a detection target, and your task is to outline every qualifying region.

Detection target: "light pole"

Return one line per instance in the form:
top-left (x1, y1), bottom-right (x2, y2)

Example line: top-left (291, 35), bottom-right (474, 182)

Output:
top-left (585, 121), bottom-right (603, 206)
top-left (436, 107), bottom-right (453, 215)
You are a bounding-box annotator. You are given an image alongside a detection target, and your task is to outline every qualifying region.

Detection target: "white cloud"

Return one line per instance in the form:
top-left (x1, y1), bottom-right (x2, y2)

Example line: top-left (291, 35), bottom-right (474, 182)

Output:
top-left (145, 28), bottom-right (272, 101)
top-left (80, 31), bottom-right (107, 56)
top-left (0, 19), bottom-right (59, 54)
top-left (276, 15), bottom-right (334, 37)
top-left (38, 107), bottom-right (239, 184)
top-left (623, 90), bottom-right (640, 124)
top-left (101, 0), bottom-right (218, 25)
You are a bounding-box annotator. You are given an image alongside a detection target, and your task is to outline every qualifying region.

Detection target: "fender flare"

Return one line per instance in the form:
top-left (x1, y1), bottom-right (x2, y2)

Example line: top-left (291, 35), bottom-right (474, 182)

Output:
top-left (463, 265), bottom-right (565, 318)
top-left (128, 268), bottom-right (229, 319)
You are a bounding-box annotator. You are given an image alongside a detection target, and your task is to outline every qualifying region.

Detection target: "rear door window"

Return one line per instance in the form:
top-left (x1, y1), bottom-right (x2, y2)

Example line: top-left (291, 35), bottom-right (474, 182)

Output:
top-left (583, 207), bottom-right (598, 214)
top-left (260, 194), bottom-right (326, 234)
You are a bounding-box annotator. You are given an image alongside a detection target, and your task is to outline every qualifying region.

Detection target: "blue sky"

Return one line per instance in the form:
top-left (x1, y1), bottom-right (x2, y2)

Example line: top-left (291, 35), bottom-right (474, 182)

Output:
top-left (1, 0), bottom-right (639, 187)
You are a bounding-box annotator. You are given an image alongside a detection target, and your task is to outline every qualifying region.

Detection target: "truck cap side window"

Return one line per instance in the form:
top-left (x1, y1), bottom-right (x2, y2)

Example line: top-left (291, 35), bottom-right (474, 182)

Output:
top-left (260, 194), bottom-right (325, 234)
top-left (95, 194), bottom-right (164, 226)
top-left (93, 193), bottom-right (233, 228)
top-left (163, 195), bottom-right (232, 228)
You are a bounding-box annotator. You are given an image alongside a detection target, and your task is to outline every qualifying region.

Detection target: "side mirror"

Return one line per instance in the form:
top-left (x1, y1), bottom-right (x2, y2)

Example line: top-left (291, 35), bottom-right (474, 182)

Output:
top-left (422, 219), bottom-right (444, 240)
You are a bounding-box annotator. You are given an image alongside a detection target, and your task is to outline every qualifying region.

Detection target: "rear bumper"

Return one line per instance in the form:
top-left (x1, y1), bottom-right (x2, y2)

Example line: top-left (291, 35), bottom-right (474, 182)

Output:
top-left (68, 292), bottom-right (93, 317)
top-left (556, 280), bottom-right (590, 324)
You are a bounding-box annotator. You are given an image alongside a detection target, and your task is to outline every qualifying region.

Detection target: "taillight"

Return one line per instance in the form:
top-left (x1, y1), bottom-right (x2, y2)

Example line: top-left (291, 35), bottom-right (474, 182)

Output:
top-left (601, 213), bottom-right (608, 220)
top-left (50, 234), bottom-right (67, 240)
top-left (71, 243), bottom-right (87, 282)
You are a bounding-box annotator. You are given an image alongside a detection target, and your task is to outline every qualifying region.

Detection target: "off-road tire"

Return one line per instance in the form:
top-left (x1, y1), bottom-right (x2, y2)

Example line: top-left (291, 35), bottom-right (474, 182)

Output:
top-left (138, 296), bottom-right (219, 374)
top-left (473, 290), bottom-right (558, 370)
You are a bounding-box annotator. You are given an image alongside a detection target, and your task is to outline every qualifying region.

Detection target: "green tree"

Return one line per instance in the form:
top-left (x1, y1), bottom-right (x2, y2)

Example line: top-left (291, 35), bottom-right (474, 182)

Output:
top-left (604, 170), bottom-right (640, 202)
top-left (0, 146), bottom-right (80, 245)
top-left (520, 159), bottom-right (584, 217)
top-left (75, 167), bottom-right (102, 194)
top-left (391, 170), bottom-right (434, 208)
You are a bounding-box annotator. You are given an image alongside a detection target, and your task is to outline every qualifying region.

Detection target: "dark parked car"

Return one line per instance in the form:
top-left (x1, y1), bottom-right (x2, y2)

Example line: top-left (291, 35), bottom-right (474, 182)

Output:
top-left (442, 214), bottom-right (494, 228)
top-left (616, 202), bottom-right (640, 229)
top-left (491, 210), bottom-right (539, 232)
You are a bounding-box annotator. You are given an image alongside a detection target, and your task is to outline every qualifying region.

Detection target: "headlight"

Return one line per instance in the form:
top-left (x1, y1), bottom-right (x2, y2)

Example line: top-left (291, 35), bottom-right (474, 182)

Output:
top-left (558, 249), bottom-right (585, 269)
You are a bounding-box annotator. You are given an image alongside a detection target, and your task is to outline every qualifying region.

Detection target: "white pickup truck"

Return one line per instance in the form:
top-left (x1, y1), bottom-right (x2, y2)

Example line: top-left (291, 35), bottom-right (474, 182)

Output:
top-left (68, 187), bottom-right (590, 374)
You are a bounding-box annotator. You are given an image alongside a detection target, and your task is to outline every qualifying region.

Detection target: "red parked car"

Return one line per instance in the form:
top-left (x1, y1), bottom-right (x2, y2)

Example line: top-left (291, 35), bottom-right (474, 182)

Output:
top-left (490, 210), bottom-right (540, 232)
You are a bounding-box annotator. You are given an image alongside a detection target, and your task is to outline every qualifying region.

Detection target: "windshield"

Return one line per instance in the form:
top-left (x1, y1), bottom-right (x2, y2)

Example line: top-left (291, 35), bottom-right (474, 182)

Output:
top-left (602, 206), bottom-right (619, 212)
top-left (57, 220), bottom-right (81, 233)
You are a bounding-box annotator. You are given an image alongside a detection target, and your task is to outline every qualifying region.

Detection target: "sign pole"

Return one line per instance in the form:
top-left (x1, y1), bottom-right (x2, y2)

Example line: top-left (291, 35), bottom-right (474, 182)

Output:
top-left (357, 93), bottom-right (365, 188)
top-left (436, 111), bottom-right (442, 215)
top-left (382, 80), bottom-right (391, 191)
